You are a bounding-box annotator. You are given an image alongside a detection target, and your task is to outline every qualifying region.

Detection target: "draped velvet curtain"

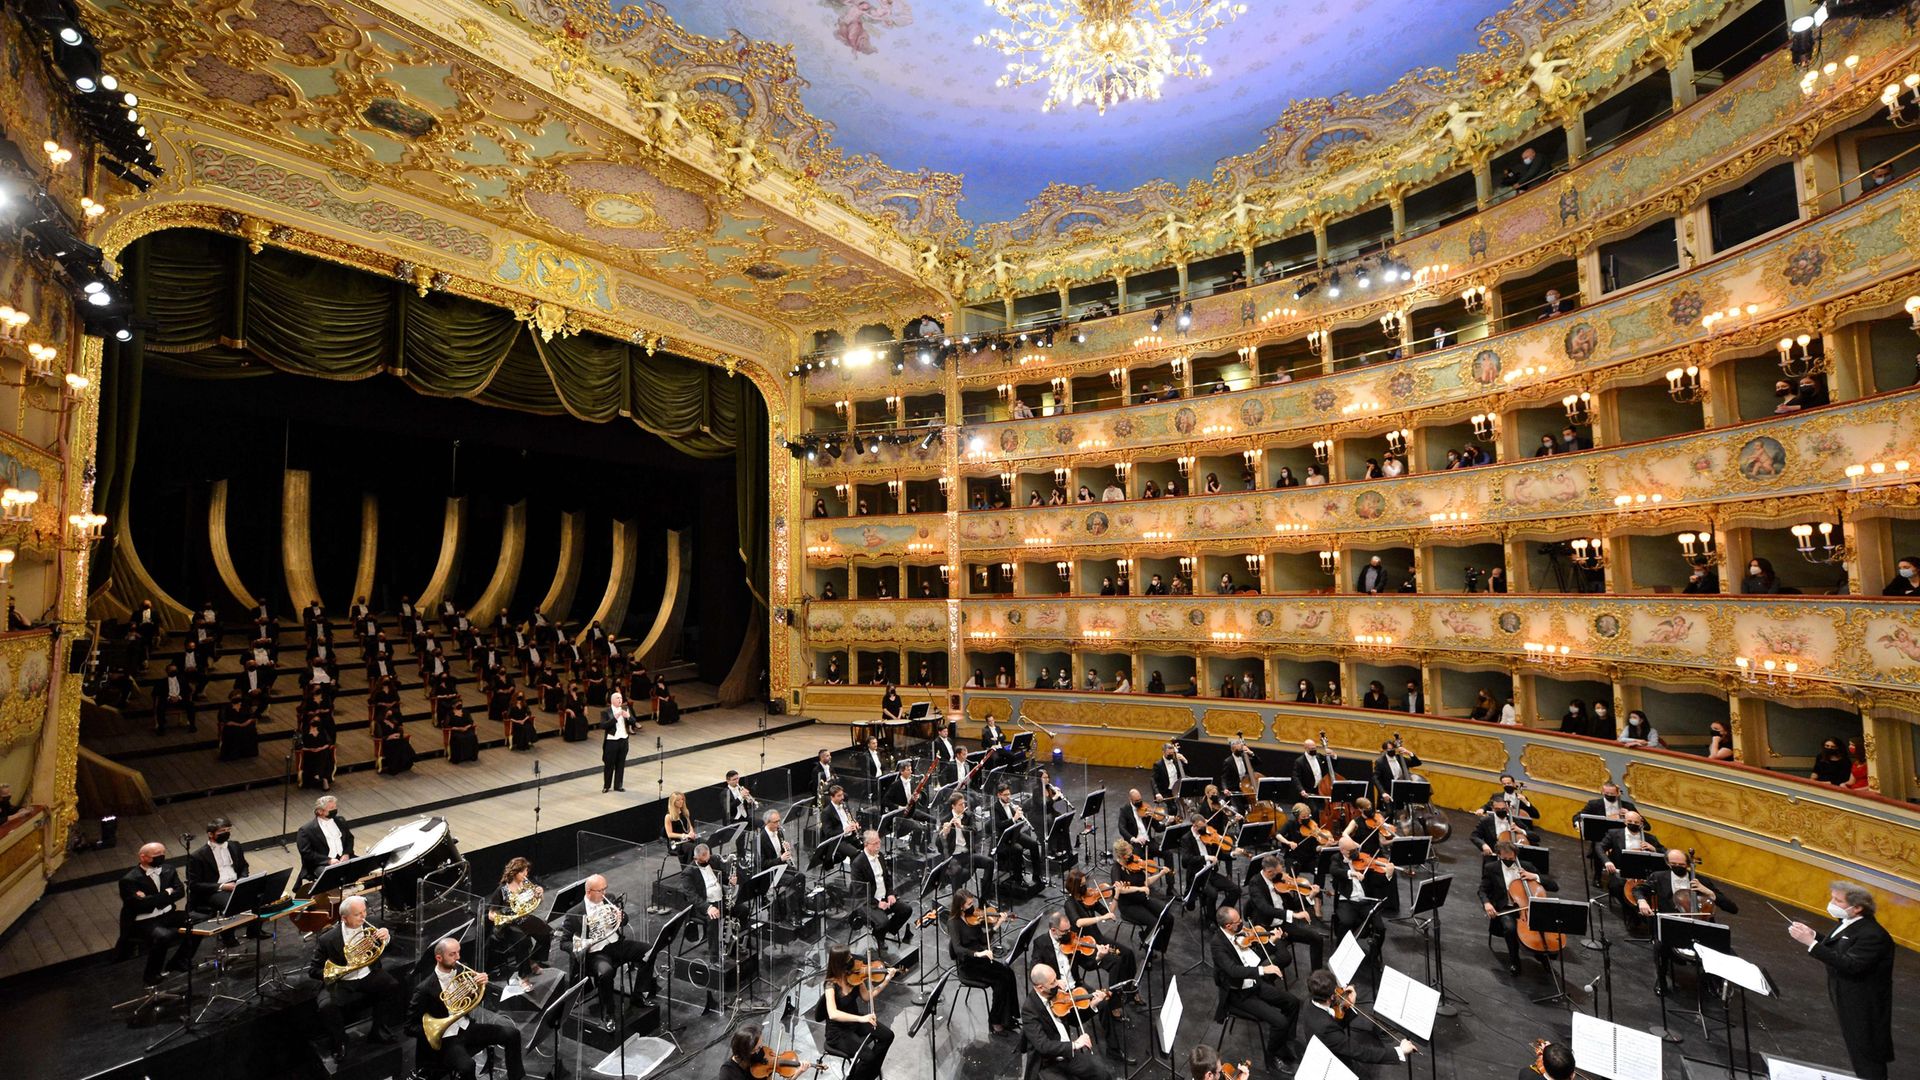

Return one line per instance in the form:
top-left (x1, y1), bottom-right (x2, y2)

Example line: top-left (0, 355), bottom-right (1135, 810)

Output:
top-left (92, 228), bottom-right (768, 608)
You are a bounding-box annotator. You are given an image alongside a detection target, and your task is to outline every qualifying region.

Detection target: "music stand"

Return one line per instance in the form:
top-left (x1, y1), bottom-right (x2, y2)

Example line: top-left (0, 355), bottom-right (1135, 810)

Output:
top-left (708, 822), bottom-right (746, 862)
top-left (1389, 836), bottom-right (1432, 908)
top-left (1008, 732), bottom-right (1035, 766)
top-left (1521, 897), bottom-right (1589, 1008)
top-left (308, 851), bottom-right (390, 896)
top-left (990, 821), bottom-right (1028, 907)
top-left (1177, 777), bottom-right (1213, 803)
top-left (1255, 777), bottom-right (1294, 807)
top-left (1576, 815), bottom-right (1620, 952)
top-left (1001, 913), bottom-right (1045, 967)
top-left (1079, 788), bottom-right (1106, 845)
top-left (534, 975), bottom-right (593, 1076)
top-left (906, 971), bottom-right (953, 1080)
top-left (546, 877), bottom-right (590, 923)
top-left (1651, 915), bottom-right (1731, 1042)
top-left (1235, 821), bottom-right (1274, 853)
top-left (1514, 844), bottom-right (1551, 877)
top-left (1043, 812), bottom-right (1078, 887)
top-left (1408, 874), bottom-right (1461, 1017)
top-left (810, 832), bottom-right (847, 872)
top-left (910, 856), bottom-right (955, 993)
top-left (1330, 779), bottom-right (1369, 804)
top-left (1390, 779), bottom-right (1431, 807)
top-left (1614, 851), bottom-right (1664, 892)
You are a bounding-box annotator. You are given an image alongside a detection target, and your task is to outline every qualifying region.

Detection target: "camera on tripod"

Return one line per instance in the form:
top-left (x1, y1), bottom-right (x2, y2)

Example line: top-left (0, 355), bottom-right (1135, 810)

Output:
top-left (1463, 566), bottom-right (1484, 592)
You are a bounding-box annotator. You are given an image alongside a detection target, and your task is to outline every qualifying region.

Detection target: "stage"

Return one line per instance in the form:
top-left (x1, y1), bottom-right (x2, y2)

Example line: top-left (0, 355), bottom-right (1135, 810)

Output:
top-left (5, 753), bottom-right (1914, 1080)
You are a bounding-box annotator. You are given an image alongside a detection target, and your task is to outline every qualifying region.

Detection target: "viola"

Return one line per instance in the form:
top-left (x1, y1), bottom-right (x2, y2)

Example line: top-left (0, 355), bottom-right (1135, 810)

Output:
top-left (1235, 925), bottom-right (1278, 950)
top-left (1077, 882), bottom-right (1115, 906)
top-left (1048, 985), bottom-right (1100, 1015)
top-left (747, 1043), bottom-right (824, 1078)
top-left (1056, 931), bottom-right (1102, 956)
top-left (960, 904), bottom-right (1007, 926)
top-left (918, 906), bottom-right (943, 927)
top-left (1120, 855), bottom-right (1163, 876)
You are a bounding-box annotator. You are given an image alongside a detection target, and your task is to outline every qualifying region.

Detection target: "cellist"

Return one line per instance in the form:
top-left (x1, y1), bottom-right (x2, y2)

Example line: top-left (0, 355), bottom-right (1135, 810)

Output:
top-left (1635, 848), bottom-right (1737, 995)
top-left (1480, 840), bottom-right (1559, 976)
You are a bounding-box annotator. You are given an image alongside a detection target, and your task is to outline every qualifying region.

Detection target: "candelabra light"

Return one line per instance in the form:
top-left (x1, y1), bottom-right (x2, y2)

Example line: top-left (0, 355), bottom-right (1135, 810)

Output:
top-left (1340, 401), bottom-right (1381, 417)
top-left (833, 483), bottom-right (849, 502)
top-left (1777, 334), bottom-right (1821, 377)
top-left (1562, 392), bottom-right (1593, 425)
top-left (1676, 529), bottom-right (1717, 567)
top-left (1460, 285), bottom-right (1488, 312)
top-left (1799, 52), bottom-right (1860, 96)
top-left (1569, 537), bottom-right (1607, 570)
top-left (42, 140), bottom-right (71, 166)
top-left (1701, 304), bottom-right (1762, 337)
top-left (1, 487), bottom-right (37, 525)
top-left (1241, 449), bottom-right (1263, 473)
top-left (68, 511), bottom-right (107, 543)
top-left (0, 305), bottom-right (29, 342)
top-left (1318, 550), bottom-right (1339, 574)
top-left (998, 561), bottom-right (1015, 581)
top-left (1665, 364), bottom-right (1705, 403)
top-left (1883, 73), bottom-right (1919, 125)
top-left (0, 548), bottom-right (13, 585)
top-left (1212, 630), bottom-right (1247, 643)
top-left (1142, 530), bottom-right (1176, 542)
top-left (1384, 427), bottom-right (1411, 455)
top-left (1380, 311), bottom-right (1403, 336)
top-left (1306, 329), bottom-right (1325, 352)
top-left (1613, 493), bottom-right (1665, 511)
top-left (1081, 629), bottom-right (1114, 642)
top-left (1735, 655), bottom-right (1801, 689)
top-left (1502, 362), bottom-right (1552, 385)
top-left (1243, 553), bottom-right (1263, 575)
top-left (1470, 412), bottom-right (1498, 441)
top-left (1112, 462), bottom-right (1131, 484)
top-left (939, 563), bottom-right (953, 583)
top-left (886, 479), bottom-right (900, 499)
top-left (999, 471), bottom-right (1014, 491)
top-left (833, 399), bottom-right (850, 416)
top-left (1055, 560), bottom-right (1071, 580)
top-left (1790, 520), bottom-right (1851, 564)
top-left (1115, 558), bottom-right (1132, 583)
top-left (1177, 556), bottom-right (1195, 577)
top-left (1311, 439), bottom-right (1332, 463)
top-left (1523, 641), bottom-right (1574, 665)
top-left (1274, 519), bottom-right (1310, 535)
top-left (1022, 536), bottom-right (1054, 547)
top-left (936, 476), bottom-right (952, 497)
top-left (1844, 459), bottom-right (1914, 489)
top-left (1259, 306), bottom-right (1298, 326)
top-left (1907, 295), bottom-right (1920, 330)
top-left (1050, 376), bottom-right (1069, 398)
top-left (25, 343), bottom-right (57, 378)
top-left (1176, 455), bottom-right (1195, 478)
top-left (1352, 633), bottom-right (1395, 648)
top-left (1108, 367), bottom-right (1123, 387)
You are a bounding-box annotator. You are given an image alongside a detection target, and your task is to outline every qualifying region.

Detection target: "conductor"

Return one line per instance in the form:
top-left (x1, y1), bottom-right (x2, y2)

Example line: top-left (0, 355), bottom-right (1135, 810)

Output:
top-left (600, 691), bottom-right (635, 793)
top-left (1788, 882), bottom-right (1895, 1080)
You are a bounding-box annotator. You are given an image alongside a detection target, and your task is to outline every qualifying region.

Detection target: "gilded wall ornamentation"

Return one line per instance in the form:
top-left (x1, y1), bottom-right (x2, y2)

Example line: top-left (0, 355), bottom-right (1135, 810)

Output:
top-left (492, 240), bottom-right (613, 311)
top-left (0, 631), bottom-right (53, 752)
top-left (1201, 709), bottom-right (1266, 740)
top-left (1519, 742), bottom-right (1612, 791)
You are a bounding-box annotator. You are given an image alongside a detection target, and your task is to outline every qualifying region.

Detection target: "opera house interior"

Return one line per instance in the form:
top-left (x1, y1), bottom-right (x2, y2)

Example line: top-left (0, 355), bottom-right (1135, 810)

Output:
top-left (2, 0), bottom-right (1920, 1078)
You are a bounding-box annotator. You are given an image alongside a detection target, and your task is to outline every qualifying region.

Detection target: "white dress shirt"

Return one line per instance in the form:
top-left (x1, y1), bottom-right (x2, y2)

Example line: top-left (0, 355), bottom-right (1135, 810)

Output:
top-left (318, 816), bottom-right (344, 858)
top-left (1222, 929), bottom-right (1263, 990)
top-left (339, 924), bottom-right (373, 980)
top-left (697, 863), bottom-right (722, 903)
top-left (210, 841), bottom-right (237, 885)
top-left (137, 866), bottom-right (170, 921)
top-left (865, 852), bottom-right (887, 898)
top-left (434, 966), bottom-right (470, 1037)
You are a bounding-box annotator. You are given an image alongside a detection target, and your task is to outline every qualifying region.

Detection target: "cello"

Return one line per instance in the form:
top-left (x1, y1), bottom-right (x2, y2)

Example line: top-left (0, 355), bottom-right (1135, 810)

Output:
top-left (1508, 866), bottom-right (1565, 955)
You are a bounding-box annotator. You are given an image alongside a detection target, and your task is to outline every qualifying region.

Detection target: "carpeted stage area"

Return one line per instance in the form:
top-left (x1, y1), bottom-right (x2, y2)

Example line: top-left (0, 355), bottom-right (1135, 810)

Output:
top-left (4, 745), bottom-right (1912, 1080)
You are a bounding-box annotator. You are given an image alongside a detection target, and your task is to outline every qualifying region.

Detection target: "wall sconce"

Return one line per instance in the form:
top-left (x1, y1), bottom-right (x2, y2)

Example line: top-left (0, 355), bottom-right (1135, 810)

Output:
top-left (833, 483), bottom-right (849, 502)
top-left (1380, 311), bottom-right (1402, 336)
top-left (1082, 629), bottom-right (1114, 642)
top-left (1429, 511), bottom-right (1472, 526)
top-left (833, 399), bottom-right (850, 416)
top-left (1306, 329), bottom-right (1325, 352)
top-left (1176, 455), bottom-right (1195, 478)
top-left (1384, 428), bottom-right (1411, 455)
top-left (997, 382), bottom-right (1015, 402)
top-left (1798, 52), bottom-right (1859, 96)
top-left (1844, 459), bottom-right (1914, 488)
top-left (0, 548), bottom-right (12, 585)
top-left (68, 512), bottom-right (107, 543)
top-left (1353, 633), bottom-right (1394, 648)
top-left (1318, 550), bottom-right (1339, 574)
top-left (1241, 448), bottom-right (1263, 472)
top-left (1112, 461), bottom-right (1131, 483)
top-left (0, 487), bottom-right (37, 524)
top-left (1665, 365), bottom-right (1705, 403)
top-left (997, 561), bottom-right (1015, 581)
top-left (1907, 295), bottom-right (1920, 329)
top-left (1170, 355), bottom-right (1187, 377)
top-left (1776, 334), bottom-right (1820, 377)
top-left (886, 479), bottom-right (900, 498)
top-left (1790, 521), bottom-right (1851, 564)
top-left (64, 372), bottom-right (89, 399)
top-left (0, 306), bottom-right (29, 342)
top-left (1700, 304), bottom-right (1760, 337)
top-left (1882, 73), bottom-right (1918, 124)
top-left (1050, 376), bottom-right (1069, 398)
top-left (1053, 467), bottom-right (1069, 488)
top-left (1613, 493), bottom-right (1665, 511)
top-left (1274, 519), bottom-right (1309, 534)
top-left (1470, 413), bottom-right (1498, 441)
top-left (1115, 556), bottom-right (1132, 581)
top-left (1022, 536), bottom-right (1053, 547)
top-left (936, 476), bottom-right (952, 496)
top-left (1177, 556), bottom-right (1195, 577)
top-left (1132, 329), bottom-right (1163, 349)
top-left (1502, 362), bottom-right (1551, 385)
top-left (26, 343), bottom-right (57, 378)
top-left (1460, 285), bottom-right (1488, 312)
top-left (1055, 560), bottom-right (1071, 580)
top-left (1561, 392), bottom-right (1592, 425)
top-left (999, 471), bottom-right (1014, 491)
top-left (42, 140), bottom-right (71, 167)
top-left (1108, 367), bottom-right (1123, 387)
top-left (1522, 641), bottom-right (1574, 665)
top-left (1259, 306), bottom-right (1298, 326)
top-left (1243, 553), bottom-right (1263, 575)
top-left (1569, 537), bottom-right (1607, 570)
top-left (1311, 439), bottom-right (1332, 463)
top-left (1676, 529), bottom-right (1717, 567)
top-left (1734, 655), bottom-right (1801, 689)
top-left (939, 563), bottom-right (953, 583)
top-left (884, 395), bottom-right (900, 415)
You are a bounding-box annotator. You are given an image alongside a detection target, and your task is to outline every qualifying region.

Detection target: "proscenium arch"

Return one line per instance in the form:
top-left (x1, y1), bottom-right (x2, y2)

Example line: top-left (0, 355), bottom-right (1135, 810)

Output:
top-left (94, 200), bottom-right (791, 697)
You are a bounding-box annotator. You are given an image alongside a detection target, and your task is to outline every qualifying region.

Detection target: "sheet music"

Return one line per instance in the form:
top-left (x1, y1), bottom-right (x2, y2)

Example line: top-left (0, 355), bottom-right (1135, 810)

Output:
top-left (1765, 1055), bottom-right (1859, 1080)
top-left (1158, 976), bottom-right (1183, 1056)
top-left (1329, 931), bottom-right (1367, 987)
top-left (1571, 1011), bottom-right (1663, 1080)
top-left (1372, 965), bottom-right (1439, 1040)
top-left (1695, 943), bottom-right (1774, 996)
top-left (1295, 1035), bottom-right (1360, 1080)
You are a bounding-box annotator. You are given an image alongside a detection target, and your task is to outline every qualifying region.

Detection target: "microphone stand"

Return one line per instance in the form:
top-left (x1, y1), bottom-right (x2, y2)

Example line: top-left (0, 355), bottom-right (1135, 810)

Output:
top-left (655, 735), bottom-right (666, 804)
top-left (532, 759), bottom-right (543, 870)
top-left (279, 749), bottom-right (294, 850)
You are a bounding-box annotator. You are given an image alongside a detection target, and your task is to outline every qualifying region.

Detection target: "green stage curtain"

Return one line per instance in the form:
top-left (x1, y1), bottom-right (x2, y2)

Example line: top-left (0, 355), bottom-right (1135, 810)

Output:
top-left (97, 228), bottom-right (770, 596)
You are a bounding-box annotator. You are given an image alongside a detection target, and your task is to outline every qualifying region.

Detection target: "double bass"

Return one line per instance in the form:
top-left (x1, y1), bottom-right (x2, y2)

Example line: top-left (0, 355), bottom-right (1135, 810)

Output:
top-left (1508, 866), bottom-right (1565, 955)
top-left (1314, 730), bottom-right (1354, 832)
top-left (1387, 732), bottom-right (1451, 843)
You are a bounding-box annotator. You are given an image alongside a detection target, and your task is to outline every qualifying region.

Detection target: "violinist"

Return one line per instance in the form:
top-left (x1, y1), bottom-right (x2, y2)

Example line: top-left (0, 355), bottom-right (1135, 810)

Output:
top-left (1635, 849), bottom-right (1737, 996)
top-left (851, 830), bottom-right (913, 943)
top-left (1521, 1040), bottom-right (1578, 1080)
top-left (1064, 870), bottom-right (1140, 993)
top-left (1333, 840), bottom-right (1387, 990)
top-left (949, 888), bottom-right (1018, 1034)
top-left (1181, 812), bottom-right (1245, 912)
top-left (1153, 742), bottom-right (1189, 807)
top-left (1340, 798), bottom-right (1394, 859)
top-left (719, 1022), bottom-right (764, 1080)
top-left (1481, 841), bottom-right (1558, 975)
top-left (1210, 907), bottom-right (1301, 1074)
top-left (940, 793), bottom-right (995, 886)
top-left (1471, 794), bottom-right (1532, 856)
top-left (1302, 969), bottom-right (1416, 1071)
top-left (1247, 854), bottom-right (1327, 970)
top-left (1118, 788), bottom-right (1164, 855)
top-left (1021, 963), bottom-right (1115, 1080)
top-left (1111, 839), bottom-right (1169, 933)
top-left (1597, 811), bottom-right (1664, 918)
top-left (1370, 738), bottom-right (1421, 806)
top-left (1187, 1045), bottom-right (1251, 1080)
top-left (992, 783), bottom-right (1044, 887)
top-left (1479, 774), bottom-right (1539, 822)
top-left (818, 945), bottom-right (894, 1080)
top-left (1201, 784), bottom-right (1242, 827)
top-left (1291, 738), bottom-right (1334, 796)
top-left (1280, 802), bottom-right (1327, 876)
top-left (1032, 913), bottom-right (1130, 1021)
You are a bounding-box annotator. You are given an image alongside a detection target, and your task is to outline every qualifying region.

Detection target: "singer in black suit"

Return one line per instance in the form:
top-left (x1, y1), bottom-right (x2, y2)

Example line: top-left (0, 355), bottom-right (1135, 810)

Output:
top-left (599, 693), bottom-right (635, 792)
top-left (1789, 883), bottom-right (1895, 1079)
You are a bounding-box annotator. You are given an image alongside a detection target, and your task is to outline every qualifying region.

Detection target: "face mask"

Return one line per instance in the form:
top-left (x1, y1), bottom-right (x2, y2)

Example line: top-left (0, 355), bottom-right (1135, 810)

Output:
top-left (1502, 785), bottom-right (1516, 794)
top-left (1827, 900), bottom-right (1850, 920)
top-left (1501, 858), bottom-right (1517, 868)
top-left (1748, 566), bottom-right (1761, 576)
top-left (1775, 387), bottom-right (1794, 398)
top-left (1902, 567), bottom-right (1915, 579)
top-left (214, 832), bottom-right (231, 845)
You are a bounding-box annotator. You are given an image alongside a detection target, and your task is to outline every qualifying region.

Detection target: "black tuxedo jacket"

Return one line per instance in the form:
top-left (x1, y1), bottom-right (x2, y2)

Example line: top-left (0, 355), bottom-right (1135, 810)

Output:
top-left (1152, 758), bottom-right (1183, 799)
top-left (154, 673), bottom-right (190, 703)
top-left (1221, 752), bottom-right (1257, 793)
top-left (1598, 827), bottom-right (1664, 864)
top-left (308, 921), bottom-right (389, 979)
top-left (1019, 984), bottom-right (1079, 1063)
top-left (119, 864), bottom-right (186, 936)
top-left (752, 825), bottom-right (789, 871)
top-left (1470, 814), bottom-right (1531, 852)
top-left (1116, 803), bottom-right (1155, 845)
top-left (1301, 1003), bottom-right (1399, 1067)
top-left (1292, 752), bottom-right (1333, 795)
top-left (186, 840), bottom-right (251, 911)
top-left (849, 851), bottom-right (898, 903)
top-left (1634, 869), bottom-right (1738, 915)
top-left (1208, 928), bottom-right (1277, 990)
top-left (296, 815), bottom-right (355, 880)
top-left (1372, 752), bottom-right (1421, 797)
top-left (1478, 860), bottom-right (1558, 908)
top-left (1809, 914), bottom-right (1895, 1063)
top-left (990, 798), bottom-right (1027, 840)
top-left (1572, 796), bottom-right (1637, 827)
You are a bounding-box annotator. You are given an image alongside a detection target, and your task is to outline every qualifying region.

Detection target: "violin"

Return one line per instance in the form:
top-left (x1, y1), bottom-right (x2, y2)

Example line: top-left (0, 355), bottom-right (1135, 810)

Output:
top-left (1530, 1038), bottom-right (1551, 1078)
top-left (1328, 983), bottom-right (1358, 1020)
top-left (1265, 867), bottom-right (1320, 898)
top-left (1120, 854), bottom-right (1163, 876)
top-left (1359, 811), bottom-right (1398, 840)
top-left (1056, 931), bottom-right (1103, 956)
top-left (960, 904), bottom-right (1008, 926)
top-left (1351, 851), bottom-right (1401, 877)
top-left (1194, 823), bottom-right (1237, 852)
top-left (747, 1041), bottom-right (824, 1078)
top-left (918, 906), bottom-right (943, 928)
top-left (1048, 985), bottom-right (1101, 1016)
top-left (1077, 882), bottom-right (1115, 906)
top-left (1134, 799), bottom-right (1168, 823)
top-left (848, 957), bottom-right (900, 985)
top-left (1219, 1062), bottom-right (1255, 1080)
top-left (1235, 925), bottom-right (1279, 950)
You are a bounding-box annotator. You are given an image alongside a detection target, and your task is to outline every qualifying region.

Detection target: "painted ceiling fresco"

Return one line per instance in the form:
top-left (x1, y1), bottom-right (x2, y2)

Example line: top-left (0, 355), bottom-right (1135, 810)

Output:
top-left (644, 0), bottom-right (1505, 222)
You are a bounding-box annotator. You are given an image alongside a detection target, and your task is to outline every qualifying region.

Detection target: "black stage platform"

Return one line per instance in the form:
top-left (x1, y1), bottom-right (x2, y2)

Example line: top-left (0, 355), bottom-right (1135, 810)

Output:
top-left (8, 749), bottom-right (1913, 1080)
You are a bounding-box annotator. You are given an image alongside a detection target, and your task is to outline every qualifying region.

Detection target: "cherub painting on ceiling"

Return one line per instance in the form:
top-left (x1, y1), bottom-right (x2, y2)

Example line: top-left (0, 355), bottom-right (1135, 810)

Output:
top-left (826, 0), bottom-right (912, 55)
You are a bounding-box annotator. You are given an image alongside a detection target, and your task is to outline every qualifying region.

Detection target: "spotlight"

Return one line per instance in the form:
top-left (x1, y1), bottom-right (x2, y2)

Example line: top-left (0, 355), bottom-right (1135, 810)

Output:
top-left (88, 291), bottom-right (110, 307)
top-left (1327, 272), bottom-right (1342, 298)
top-left (1072, 330), bottom-right (1086, 344)
top-left (100, 75), bottom-right (117, 91)
top-left (58, 27), bottom-right (84, 46)
top-left (868, 437), bottom-right (881, 454)
top-left (1151, 311), bottom-right (1165, 331)
top-left (83, 281), bottom-right (104, 295)
top-left (73, 75), bottom-right (94, 92)
top-left (1357, 270), bottom-right (1372, 289)
top-left (1294, 281), bottom-right (1318, 300)
top-left (114, 327), bottom-right (132, 342)
top-left (918, 349), bottom-right (933, 365)
top-left (918, 429), bottom-right (939, 451)
top-left (1178, 303), bottom-right (1192, 331)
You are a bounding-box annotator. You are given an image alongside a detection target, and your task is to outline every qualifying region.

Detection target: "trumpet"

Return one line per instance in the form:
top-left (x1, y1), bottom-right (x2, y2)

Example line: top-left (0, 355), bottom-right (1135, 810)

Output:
top-left (422, 964), bottom-right (485, 1050)
top-left (323, 925), bottom-right (388, 981)
top-left (740, 785), bottom-right (760, 810)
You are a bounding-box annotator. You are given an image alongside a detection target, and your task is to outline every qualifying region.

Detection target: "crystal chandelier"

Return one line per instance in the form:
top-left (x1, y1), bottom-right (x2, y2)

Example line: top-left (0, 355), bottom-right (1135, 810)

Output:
top-left (974, 0), bottom-right (1249, 114)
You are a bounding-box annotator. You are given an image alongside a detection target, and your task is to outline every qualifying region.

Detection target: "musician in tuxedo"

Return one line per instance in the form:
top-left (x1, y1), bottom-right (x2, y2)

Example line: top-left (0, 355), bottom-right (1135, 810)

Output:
top-left (884, 760), bottom-right (935, 841)
top-left (1301, 969), bottom-right (1415, 1072)
top-left (928, 724), bottom-right (959, 783)
top-left (309, 895), bottom-right (404, 1054)
top-left (1331, 840), bottom-right (1387, 992)
top-left (117, 841), bottom-right (202, 986)
top-left (185, 816), bottom-right (270, 942)
top-left (132, 599), bottom-right (161, 647)
top-left (818, 785), bottom-right (865, 865)
top-left (1021, 963), bottom-right (1116, 1080)
top-left (1478, 775), bottom-right (1539, 821)
top-left (233, 657), bottom-right (270, 709)
top-left (857, 736), bottom-right (887, 801)
top-left (939, 793), bottom-right (995, 887)
top-left (1153, 741), bottom-right (1189, 804)
top-left (1371, 740), bottom-right (1421, 806)
top-left (153, 663), bottom-right (196, 735)
top-left (1597, 811), bottom-right (1664, 916)
top-left (1573, 782), bottom-right (1637, 881)
top-left (410, 938), bottom-right (525, 1080)
top-left (812, 748), bottom-right (837, 797)
top-left (1479, 841), bottom-right (1558, 974)
top-left (751, 809), bottom-right (804, 920)
top-left (991, 782), bottom-right (1043, 886)
top-left (1470, 794), bottom-right (1534, 856)
top-left (1209, 907), bottom-right (1300, 1073)
top-left (1179, 812), bottom-right (1243, 912)
top-left (722, 770), bottom-right (757, 827)
top-left (1064, 868), bottom-right (1139, 989)
top-left (561, 874), bottom-right (655, 1022)
top-left (850, 830), bottom-right (913, 942)
top-left (1220, 739), bottom-right (1259, 795)
top-left (296, 795), bottom-right (355, 887)
top-left (1117, 789), bottom-right (1162, 856)
top-left (599, 691), bottom-right (635, 793)
top-left (1634, 848), bottom-right (1738, 994)
top-left (1244, 854), bottom-right (1327, 970)
top-left (1788, 882), bottom-right (1895, 1080)
top-left (1292, 738), bottom-right (1335, 797)
top-left (1031, 913), bottom-right (1130, 1021)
